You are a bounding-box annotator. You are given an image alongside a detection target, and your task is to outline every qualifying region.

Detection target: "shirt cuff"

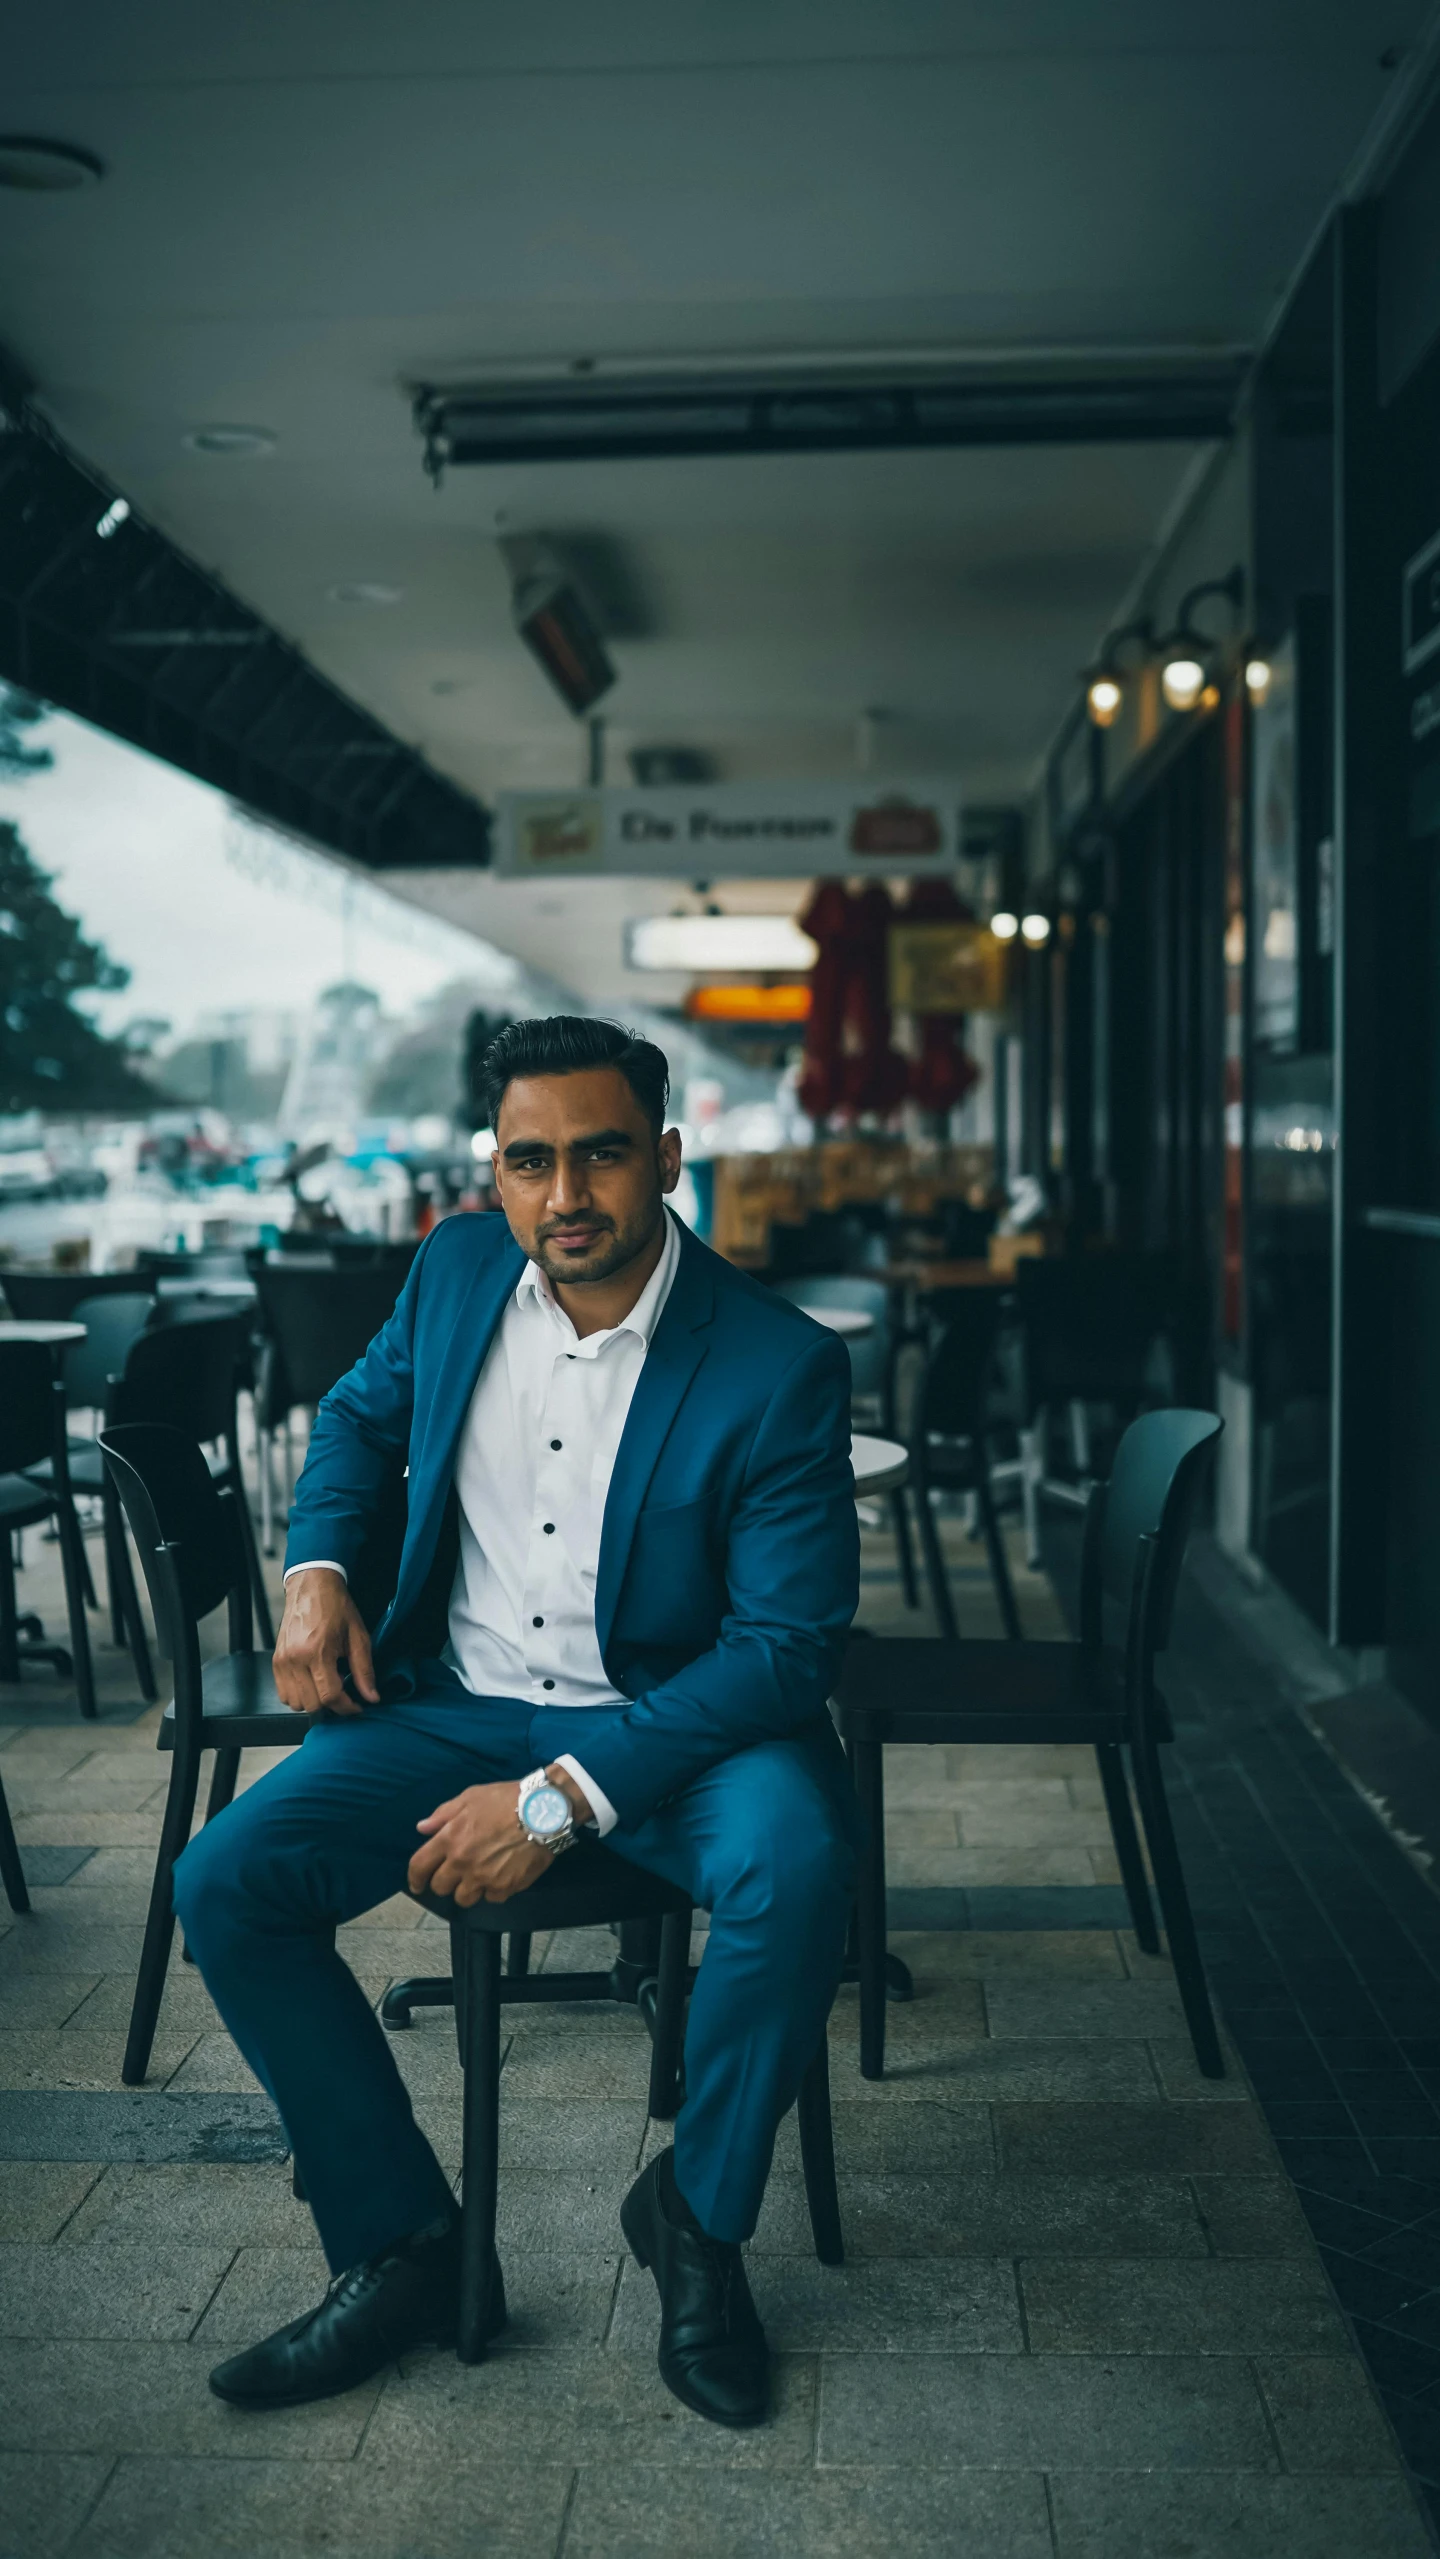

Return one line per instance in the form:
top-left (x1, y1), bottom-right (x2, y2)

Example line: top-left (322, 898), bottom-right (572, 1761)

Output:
top-left (555, 1754), bottom-right (618, 1838)
top-left (282, 1561), bottom-right (348, 1584)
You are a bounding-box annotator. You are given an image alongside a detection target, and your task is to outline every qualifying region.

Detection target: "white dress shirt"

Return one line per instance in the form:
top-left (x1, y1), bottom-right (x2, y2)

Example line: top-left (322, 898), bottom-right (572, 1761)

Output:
top-left (289, 1211), bottom-right (681, 1837)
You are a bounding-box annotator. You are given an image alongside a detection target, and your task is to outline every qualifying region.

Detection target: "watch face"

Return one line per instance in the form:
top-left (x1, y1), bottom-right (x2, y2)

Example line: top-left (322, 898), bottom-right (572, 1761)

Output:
top-left (521, 1783), bottom-right (571, 1840)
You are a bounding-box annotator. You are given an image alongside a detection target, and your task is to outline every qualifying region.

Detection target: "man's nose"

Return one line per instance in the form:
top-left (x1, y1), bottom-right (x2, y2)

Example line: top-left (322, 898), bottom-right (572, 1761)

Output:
top-left (548, 1155), bottom-right (592, 1216)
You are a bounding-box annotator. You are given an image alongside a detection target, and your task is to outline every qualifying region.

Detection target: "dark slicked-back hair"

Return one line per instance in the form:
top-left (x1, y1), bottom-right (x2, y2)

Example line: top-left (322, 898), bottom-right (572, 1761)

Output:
top-left (481, 1014), bottom-right (671, 1139)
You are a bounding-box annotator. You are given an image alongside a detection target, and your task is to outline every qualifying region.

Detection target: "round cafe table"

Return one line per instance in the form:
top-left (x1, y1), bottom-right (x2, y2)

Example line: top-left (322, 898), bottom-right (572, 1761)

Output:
top-left (0, 1320), bottom-right (87, 1347)
top-left (809, 1305), bottom-right (875, 1340)
top-left (850, 1432), bottom-right (908, 1496)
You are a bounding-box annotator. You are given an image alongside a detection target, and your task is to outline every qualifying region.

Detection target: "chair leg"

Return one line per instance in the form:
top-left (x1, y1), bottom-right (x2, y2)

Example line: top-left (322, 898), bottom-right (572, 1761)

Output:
top-left (646, 1908), bottom-right (691, 2122)
top-left (0, 1532), bottom-right (21, 1682)
top-left (53, 1491), bottom-right (98, 1720)
top-left (1130, 1736), bottom-right (1224, 2078)
top-left (1094, 1743), bottom-right (1158, 1953)
top-left (455, 1928), bottom-right (507, 2362)
top-left (976, 1452), bottom-right (1021, 1643)
top-left (101, 1478), bottom-right (126, 1649)
top-left (890, 1487), bottom-right (920, 1609)
top-left (259, 1426), bottom-right (275, 1557)
top-left (123, 1749), bottom-right (202, 2085)
top-left (0, 1770), bottom-right (29, 1914)
top-left (853, 1730), bottom-right (888, 2081)
top-left (104, 1476), bottom-right (156, 1701)
top-left (505, 1932), bottom-right (531, 1980)
top-left (796, 2023), bottom-right (843, 2266)
top-left (913, 1482), bottom-right (959, 1641)
top-left (229, 1457), bottom-right (275, 1651)
top-left (76, 1529), bottom-right (98, 1612)
top-left (1019, 1419), bottom-right (1045, 1568)
top-left (205, 1748), bottom-right (242, 1824)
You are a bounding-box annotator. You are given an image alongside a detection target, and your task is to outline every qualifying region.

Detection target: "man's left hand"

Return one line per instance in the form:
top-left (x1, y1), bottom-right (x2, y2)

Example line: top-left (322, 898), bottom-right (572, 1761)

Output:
top-left (407, 1766), bottom-right (592, 1907)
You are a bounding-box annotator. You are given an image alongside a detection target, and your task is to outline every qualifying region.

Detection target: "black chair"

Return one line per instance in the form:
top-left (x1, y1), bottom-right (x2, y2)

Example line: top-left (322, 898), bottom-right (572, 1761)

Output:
top-left (49, 1292), bottom-right (158, 1688)
top-left (0, 1757), bottom-right (26, 1912)
top-left (114, 1314), bottom-right (274, 1654)
top-left (252, 1261), bottom-right (411, 1554)
top-left (903, 1294), bottom-right (1021, 1643)
top-left (0, 1340), bottom-right (97, 1718)
top-left (835, 1407), bottom-right (1224, 2083)
top-left (409, 1849), bottom-right (844, 2362)
top-left (1013, 1254), bottom-right (1177, 1565)
top-left (1, 1268), bottom-right (159, 1323)
top-left (98, 1425), bottom-right (302, 2086)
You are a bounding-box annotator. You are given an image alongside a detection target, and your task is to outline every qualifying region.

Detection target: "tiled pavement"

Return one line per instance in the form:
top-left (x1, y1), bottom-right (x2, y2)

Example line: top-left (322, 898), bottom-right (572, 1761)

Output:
top-left (0, 1504), bottom-right (1431, 2556)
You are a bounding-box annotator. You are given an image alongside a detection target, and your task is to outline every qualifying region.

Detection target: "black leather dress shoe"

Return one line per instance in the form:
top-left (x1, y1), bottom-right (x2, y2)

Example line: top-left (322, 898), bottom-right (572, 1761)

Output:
top-left (620, 2154), bottom-right (769, 2429)
top-left (209, 2216), bottom-right (503, 2408)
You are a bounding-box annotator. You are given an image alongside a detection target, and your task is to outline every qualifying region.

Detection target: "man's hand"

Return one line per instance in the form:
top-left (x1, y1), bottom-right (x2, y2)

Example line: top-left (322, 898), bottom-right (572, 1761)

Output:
top-left (408, 1764), bottom-right (594, 1908)
top-left (272, 1568), bottom-right (378, 1716)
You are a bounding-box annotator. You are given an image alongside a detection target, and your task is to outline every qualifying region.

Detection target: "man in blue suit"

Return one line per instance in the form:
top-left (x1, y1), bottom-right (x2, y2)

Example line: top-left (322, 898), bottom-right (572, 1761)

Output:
top-left (176, 1015), bottom-right (859, 2428)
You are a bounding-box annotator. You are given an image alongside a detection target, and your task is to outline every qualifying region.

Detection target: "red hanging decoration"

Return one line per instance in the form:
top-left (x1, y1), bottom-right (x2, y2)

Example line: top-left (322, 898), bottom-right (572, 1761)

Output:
top-left (796, 882), bottom-right (851, 1122)
top-left (841, 884), bottom-right (909, 1117)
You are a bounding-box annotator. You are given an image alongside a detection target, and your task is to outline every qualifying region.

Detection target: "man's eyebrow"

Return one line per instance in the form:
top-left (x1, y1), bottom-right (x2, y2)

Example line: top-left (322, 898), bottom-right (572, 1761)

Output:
top-left (500, 1126), bottom-right (635, 1161)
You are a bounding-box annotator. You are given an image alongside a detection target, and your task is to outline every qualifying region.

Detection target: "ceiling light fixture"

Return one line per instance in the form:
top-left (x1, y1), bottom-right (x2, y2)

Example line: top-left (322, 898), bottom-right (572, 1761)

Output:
top-left (1080, 616), bottom-right (1154, 730)
top-left (0, 136), bottom-right (103, 191)
top-left (1086, 676), bottom-right (1123, 729)
top-left (989, 911), bottom-right (1019, 942)
top-left (182, 425), bottom-right (277, 458)
top-left (625, 915), bottom-right (819, 974)
top-left (327, 581), bottom-right (402, 606)
top-left (1157, 566), bottom-right (1245, 715)
top-left (1020, 913), bottom-right (1052, 947)
top-left (95, 497), bottom-right (130, 540)
top-left (1245, 658), bottom-right (1273, 704)
top-left (509, 549), bottom-right (615, 717)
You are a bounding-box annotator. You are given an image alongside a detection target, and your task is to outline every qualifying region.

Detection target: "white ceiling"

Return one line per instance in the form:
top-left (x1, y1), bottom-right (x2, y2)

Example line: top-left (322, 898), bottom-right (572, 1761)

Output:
top-left (0, 0), bottom-right (1425, 999)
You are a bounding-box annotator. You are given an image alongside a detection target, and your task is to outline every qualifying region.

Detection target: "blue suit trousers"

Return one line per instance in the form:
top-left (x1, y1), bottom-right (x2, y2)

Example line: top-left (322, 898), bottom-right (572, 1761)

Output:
top-left (173, 1674), bottom-right (857, 2271)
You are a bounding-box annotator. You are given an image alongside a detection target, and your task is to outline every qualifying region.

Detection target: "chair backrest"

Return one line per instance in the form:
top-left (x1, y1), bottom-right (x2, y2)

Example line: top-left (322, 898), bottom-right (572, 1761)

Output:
top-left (1091, 1407), bottom-right (1222, 1662)
top-left (64, 1293), bottom-right (157, 1411)
top-left (773, 1276), bottom-right (889, 1400)
top-left (1016, 1253), bottom-right (1175, 1409)
top-left (98, 1424), bottom-right (245, 1663)
top-left (108, 1311), bottom-right (244, 1447)
top-left (1, 1268), bottom-right (152, 1323)
top-left (253, 1262), bottom-right (407, 1409)
top-left (134, 1248), bottom-right (251, 1279)
top-left (0, 1340), bottom-right (60, 1473)
top-left (917, 1293), bottom-right (1008, 1440)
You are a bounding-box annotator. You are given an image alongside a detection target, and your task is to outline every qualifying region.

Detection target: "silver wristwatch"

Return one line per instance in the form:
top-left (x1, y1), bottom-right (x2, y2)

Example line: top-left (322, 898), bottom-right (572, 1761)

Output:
top-left (516, 1768), bottom-right (576, 1857)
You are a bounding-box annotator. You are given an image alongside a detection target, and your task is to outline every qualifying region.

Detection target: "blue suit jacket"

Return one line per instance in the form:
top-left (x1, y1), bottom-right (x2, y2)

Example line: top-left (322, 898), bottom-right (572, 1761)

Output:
top-left (285, 1211), bottom-right (860, 1829)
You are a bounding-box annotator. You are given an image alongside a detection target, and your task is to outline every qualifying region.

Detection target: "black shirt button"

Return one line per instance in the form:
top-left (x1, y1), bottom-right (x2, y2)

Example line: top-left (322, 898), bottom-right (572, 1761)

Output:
top-left (542, 1678), bottom-right (555, 1691)
top-left (533, 1615), bottom-right (544, 1627)
top-left (550, 1439), bottom-right (562, 1450)
top-left (543, 1522), bottom-right (555, 1533)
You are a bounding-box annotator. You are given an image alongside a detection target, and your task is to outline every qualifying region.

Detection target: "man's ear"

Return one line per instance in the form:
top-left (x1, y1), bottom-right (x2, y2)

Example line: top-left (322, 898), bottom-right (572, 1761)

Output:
top-left (657, 1127), bottom-right (683, 1194)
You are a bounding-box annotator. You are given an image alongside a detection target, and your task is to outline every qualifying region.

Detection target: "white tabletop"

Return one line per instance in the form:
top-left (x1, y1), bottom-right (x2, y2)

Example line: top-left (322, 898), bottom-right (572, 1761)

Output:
top-left (851, 1432), bottom-right (909, 1495)
top-left (156, 1277), bottom-right (257, 1300)
top-left (809, 1306), bottom-right (875, 1338)
top-left (0, 1320), bottom-right (87, 1345)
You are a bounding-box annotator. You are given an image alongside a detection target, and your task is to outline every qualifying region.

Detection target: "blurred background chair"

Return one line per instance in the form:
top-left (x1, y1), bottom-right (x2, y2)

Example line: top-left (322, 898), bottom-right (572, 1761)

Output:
top-left (902, 1292), bottom-right (1021, 1641)
top-left (1013, 1254), bottom-right (1178, 1565)
top-left (251, 1257), bottom-right (414, 1554)
top-left (0, 1337), bottom-right (97, 1718)
top-left (100, 1424), bottom-right (301, 2084)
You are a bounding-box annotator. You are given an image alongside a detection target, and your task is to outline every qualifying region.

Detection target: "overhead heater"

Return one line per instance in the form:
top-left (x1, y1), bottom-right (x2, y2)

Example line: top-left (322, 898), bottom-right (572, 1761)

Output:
top-left (504, 541), bottom-right (615, 717)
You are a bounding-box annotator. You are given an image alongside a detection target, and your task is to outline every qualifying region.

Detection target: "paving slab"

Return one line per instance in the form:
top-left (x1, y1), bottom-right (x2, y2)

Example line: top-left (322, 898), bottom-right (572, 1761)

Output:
top-left (564, 2469), bottom-right (1054, 2559)
top-left (1018, 2256), bottom-right (1348, 2354)
top-left (985, 1975), bottom-right (1191, 2039)
top-left (613, 2251), bottom-right (1024, 2355)
top-left (825, 2018), bottom-right (1164, 2104)
top-left (191, 2241), bottom-right (622, 2352)
top-left (993, 2099), bottom-right (1278, 2176)
top-left (0, 2452), bottom-right (115, 2559)
top-left (0, 2092), bottom-right (286, 2166)
top-left (770, 2098), bottom-right (995, 2178)
top-left (0, 1972), bottom-right (102, 2031)
top-left (0, 2029), bottom-right (198, 2092)
top-left (0, 2241), bottom-right (235, 2340)
top-left (817, 2350), bottom-right (1276, 2469)
top-left (364, 2346), bottom-right (818, 2470)
top-left (1148, 2037), bottom-right (1254, 2102)
top-left (753, 2169), bottom-right (1209, 2260)
top-left (1254, 2353), bottom-right (1405, 2472)
top-left (0, 2337), bottom-right (380, 2458)
top-left (888, 1926), bottom-right (1126, 1977)
top-left (1047, 2471), bottom-right (1430, 2558)
top-left (0, 2160), bottom-right (102, 2241)
top-left (69, 2455), bottom-right (575, 2559)
top-left (1191, 2173), bottom-right (1318, 2256)
top-left (63, 2162), bottom-right (310, 2249)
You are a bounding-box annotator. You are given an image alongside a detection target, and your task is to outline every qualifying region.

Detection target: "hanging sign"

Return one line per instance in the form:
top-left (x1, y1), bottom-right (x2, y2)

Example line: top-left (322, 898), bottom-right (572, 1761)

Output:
top-left (493, 781), bottom-right (961, 880)
top-left (888, 921), bottom-right (1008, 1015)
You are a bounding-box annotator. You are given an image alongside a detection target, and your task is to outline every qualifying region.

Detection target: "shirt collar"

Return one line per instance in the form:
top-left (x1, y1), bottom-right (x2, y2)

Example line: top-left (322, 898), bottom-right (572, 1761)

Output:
top-left (517, 1206), bottom-right (682, 1352)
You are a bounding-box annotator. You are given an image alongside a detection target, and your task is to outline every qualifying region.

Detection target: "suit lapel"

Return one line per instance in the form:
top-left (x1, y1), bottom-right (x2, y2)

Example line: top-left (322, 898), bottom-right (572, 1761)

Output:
top-left (395, 1229), bottom-right (525, 1618)
top-left (594, 1225), bottom-right (715, 1656)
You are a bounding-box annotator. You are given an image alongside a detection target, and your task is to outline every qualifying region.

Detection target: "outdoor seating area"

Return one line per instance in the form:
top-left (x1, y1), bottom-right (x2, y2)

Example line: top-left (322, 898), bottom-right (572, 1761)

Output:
top-left (0, 1241), bottom-right (1429, 2552)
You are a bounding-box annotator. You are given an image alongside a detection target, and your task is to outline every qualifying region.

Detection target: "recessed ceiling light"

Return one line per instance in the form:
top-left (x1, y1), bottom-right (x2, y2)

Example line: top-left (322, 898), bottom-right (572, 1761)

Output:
top-left (0, 137), bottom-right (104, 192)
top-left (182, 424), bottom-right (277, 457)
top-left (327, 582), bottom-right (403, 607)
top-left (625, 915), bottom-right (818, 974)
